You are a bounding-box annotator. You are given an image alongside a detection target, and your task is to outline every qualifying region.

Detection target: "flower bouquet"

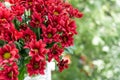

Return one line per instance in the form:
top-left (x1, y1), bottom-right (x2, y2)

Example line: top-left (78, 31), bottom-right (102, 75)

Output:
top-left (0, 0), bottom-right (83, 80)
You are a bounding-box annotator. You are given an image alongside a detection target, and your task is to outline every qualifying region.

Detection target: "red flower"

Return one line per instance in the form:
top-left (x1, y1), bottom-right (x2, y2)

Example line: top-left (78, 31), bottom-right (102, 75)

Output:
top-left (0, 24), bottom-right (23, 42)
top-left (57, 59), bottom-right (69, 72)
top-left (23, 0), bottom-right (36, 9)
top-left (0, 28), bottom-right (13, 42)
top-left (0, 28), bottom-right (10, 42)
top-left (32, 1), bottom-right (44, 13)
top-left (0, 43), bottom-right (19, 63)
top-left (25, 40), bottom-right (48, 61)
top-left (64, 3), bottom-right (83, 18)
top-left (60, 33), bottom-right (74, 47)
top-left (62, 20), bottom-right (77, 34)
top-left (0, 7), bottom-right (14, 24)
top-left (11, 4), bottom-right (25, 21)
top-left (26, 56), bottom-right (46, 76)
top-left (68, 20), bottom-right (77, 34)
top-left (48, 44), bottom-right (63, 62)
top-left (30, 12), bottom-right (43, 28)
top-left (19, 23), bottom-right (28, 30)
top-left (0, 62), bottom-right (19, 80)
top-left (42, 25), bottom-right (60, 43)
top-left (11, 25), bottom-right (23, 41)
top-left (21, 27), bottom-right (36, 43)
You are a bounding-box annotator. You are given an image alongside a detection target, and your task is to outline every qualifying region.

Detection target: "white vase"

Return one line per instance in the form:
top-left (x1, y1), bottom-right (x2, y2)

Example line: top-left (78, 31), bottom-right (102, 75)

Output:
top-left (24, 62), bottom-right (55, 80)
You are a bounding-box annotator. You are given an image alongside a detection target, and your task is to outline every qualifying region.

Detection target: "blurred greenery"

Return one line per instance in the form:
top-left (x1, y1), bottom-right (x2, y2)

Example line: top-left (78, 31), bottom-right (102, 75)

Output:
top-left (52, 0), bottom-right (120, 80)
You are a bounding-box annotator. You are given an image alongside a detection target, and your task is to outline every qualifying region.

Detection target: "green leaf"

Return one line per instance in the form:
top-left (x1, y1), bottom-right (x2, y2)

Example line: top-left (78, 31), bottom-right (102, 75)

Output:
top-left (64, 46), bottom-right (75, 54)
top-left (18, 65), bottom-right (26, 80)
top-left (13, 19), bottom-right (21, 30)
top-left (0, 40), bottom-right (6, 47)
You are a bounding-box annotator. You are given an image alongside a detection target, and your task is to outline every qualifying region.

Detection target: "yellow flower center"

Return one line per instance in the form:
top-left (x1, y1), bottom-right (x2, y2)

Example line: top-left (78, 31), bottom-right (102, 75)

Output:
top-left (28, 2), bottom-right (32, 5)
top-left (34, 63), bottom-right (39, 69)
top-left (63, 37), bottom-right (67, 41)
top-left (1, 18), bottom-right (6, 21)
top-left (25, 35), bottom-right (30, 41)
top-left (3, 52), bottom-right (11, 59)
top-left (36, 21), bottom-right (39, 24)
top-left (48, 33), bottom-right (52, 38)
top-left (34, 49), bottom-right (39, 53)
top-left (8, 72), bottom-right (12, 78)
top-left (53, 50), bottom-right (57, 54)
top-left (54, 11), bottom-right (59, 15)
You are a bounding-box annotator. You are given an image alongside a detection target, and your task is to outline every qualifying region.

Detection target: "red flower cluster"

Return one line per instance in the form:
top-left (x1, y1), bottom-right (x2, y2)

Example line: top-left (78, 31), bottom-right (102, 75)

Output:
top-left (0, 43), bottom-right (19, 80)
top-left (0, 0), bottom-right (83, 79)
top-left (0, 62), bottom-right (19, 80)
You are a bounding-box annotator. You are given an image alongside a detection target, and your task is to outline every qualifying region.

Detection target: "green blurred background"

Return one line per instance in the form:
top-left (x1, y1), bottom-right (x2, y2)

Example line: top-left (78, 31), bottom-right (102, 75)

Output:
top-left (52, 0), bottom-right (120, 80)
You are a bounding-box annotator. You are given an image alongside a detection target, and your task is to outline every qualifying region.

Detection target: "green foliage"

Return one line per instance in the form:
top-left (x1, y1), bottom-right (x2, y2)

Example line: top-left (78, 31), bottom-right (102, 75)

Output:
top-left (15, 39), bottom-right (30, 80)
top-left (53, 0), bottom-right (120, 80)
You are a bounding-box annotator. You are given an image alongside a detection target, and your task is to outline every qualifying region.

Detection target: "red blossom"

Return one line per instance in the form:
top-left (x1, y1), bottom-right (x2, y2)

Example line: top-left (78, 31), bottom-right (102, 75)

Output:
top-left (19, 23), bottom-right (28, 30)
top-left (11, 25), bottom-right (23, 41)
top-left (0, 7), bottom-right (14, 27)
top-left (42, 25), bottom-right (60, 43)
top-left (11, 4), bottom-right (25, 21)
top-left (0, 7), bottom-right (14, 21)
top-left (48, 44), bottom-right (64, 62)
top-left (57, 59), bottom-right (69, 72)
top-left (32, 1), bottom-right (44, 13)
top-left (26, 56), bottom-right (46, 76)
top-left (0, 24), bottom-right (23, 42)
top-left (60, 33), bottom-right (74, 47)
top-left (0, 62), bottom-right (19, 80)
top-left (25, 40), bottom-right (48, 61)
top-left (30, 11), bottom-right (43, 28)
top-left (64, 3), bottom-right (83, 18)
top-left (21, 27), bottom-right (36, 43)
top-left (22, 0), bottom-right (37, 9)
top-left (0, 43), bottom-right (19, 63)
